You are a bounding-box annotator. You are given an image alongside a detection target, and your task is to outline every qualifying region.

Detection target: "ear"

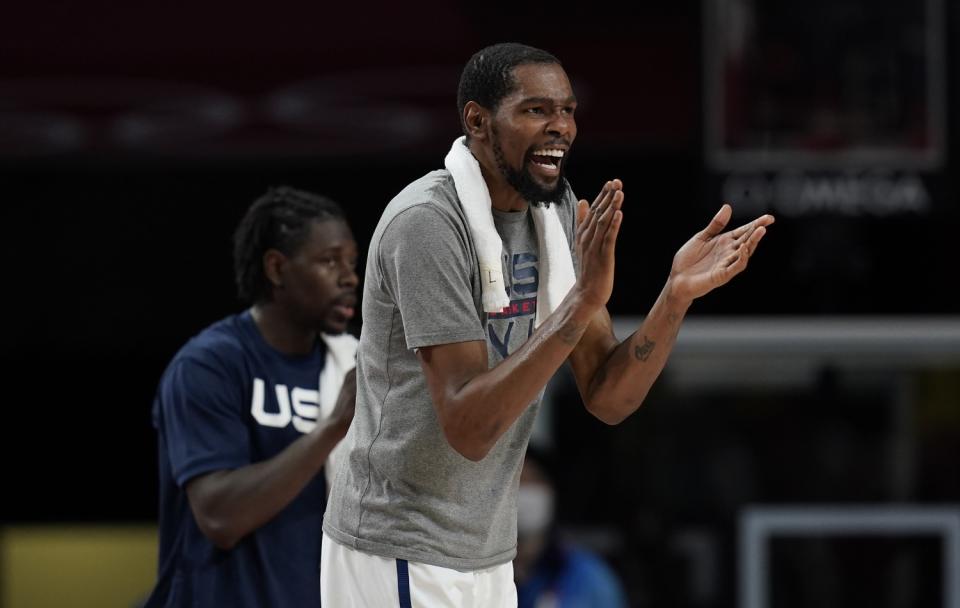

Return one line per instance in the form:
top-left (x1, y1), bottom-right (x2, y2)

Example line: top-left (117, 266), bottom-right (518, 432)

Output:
top-left (263, 249), bottom-right (287, 290)
top-left (463, 101), bottom-right (489, 141)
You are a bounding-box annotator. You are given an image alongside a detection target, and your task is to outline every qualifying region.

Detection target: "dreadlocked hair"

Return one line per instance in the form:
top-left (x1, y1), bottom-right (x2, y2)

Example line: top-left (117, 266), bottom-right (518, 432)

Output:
top-left (232, 186), bottom-right (345, 304)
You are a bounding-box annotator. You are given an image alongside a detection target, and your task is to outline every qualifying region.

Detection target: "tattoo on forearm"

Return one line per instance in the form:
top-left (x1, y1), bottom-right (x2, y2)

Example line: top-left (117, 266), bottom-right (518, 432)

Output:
top-left (634, 335), bottom-right (656, 361)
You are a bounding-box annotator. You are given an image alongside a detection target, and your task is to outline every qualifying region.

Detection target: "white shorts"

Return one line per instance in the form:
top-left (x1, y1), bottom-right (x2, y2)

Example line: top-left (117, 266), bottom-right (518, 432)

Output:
top-left (320, 532), bottom-right (518, 607)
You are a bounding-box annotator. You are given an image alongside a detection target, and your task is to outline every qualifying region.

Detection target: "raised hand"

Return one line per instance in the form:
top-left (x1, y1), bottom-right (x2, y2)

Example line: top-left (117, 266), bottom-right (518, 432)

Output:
top-left (669, 204), bottom-right (774, 302)
top-left (573, 179), bottom-right (624, 309)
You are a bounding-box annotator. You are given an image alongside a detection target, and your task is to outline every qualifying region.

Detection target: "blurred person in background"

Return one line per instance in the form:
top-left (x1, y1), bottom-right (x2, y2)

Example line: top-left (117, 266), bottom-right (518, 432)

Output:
top-left (143, 186), bottom-right (360, 608)
top-left (515, 448), bottom-right (628, 608)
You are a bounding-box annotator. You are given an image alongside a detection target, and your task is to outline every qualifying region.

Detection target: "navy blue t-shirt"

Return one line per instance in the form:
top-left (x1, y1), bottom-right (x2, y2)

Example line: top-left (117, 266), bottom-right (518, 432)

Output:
top-left (145, 311), bottom-right (329, 608)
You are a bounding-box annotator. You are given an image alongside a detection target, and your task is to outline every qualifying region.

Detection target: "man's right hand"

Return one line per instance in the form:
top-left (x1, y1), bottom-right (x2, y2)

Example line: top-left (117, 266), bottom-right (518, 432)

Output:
top-left (573, 179), bottom-right (624, 310)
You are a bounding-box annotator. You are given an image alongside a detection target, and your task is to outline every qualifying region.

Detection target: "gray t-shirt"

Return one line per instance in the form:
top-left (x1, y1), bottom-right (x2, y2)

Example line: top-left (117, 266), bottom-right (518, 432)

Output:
top-left (323, 169), bottom-right (578, 570)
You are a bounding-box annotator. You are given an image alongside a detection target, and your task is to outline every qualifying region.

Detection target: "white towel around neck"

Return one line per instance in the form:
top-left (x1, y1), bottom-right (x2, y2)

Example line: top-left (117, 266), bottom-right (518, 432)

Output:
top-left (317, 332), bottom-right (358, 487)
top-left (444, 137), bottom-right (576, 327)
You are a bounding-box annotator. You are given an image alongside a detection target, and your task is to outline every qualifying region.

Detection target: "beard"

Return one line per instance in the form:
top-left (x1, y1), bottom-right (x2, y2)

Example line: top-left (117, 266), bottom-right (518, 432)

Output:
top-left (491, 128), bottom-right (567, 207)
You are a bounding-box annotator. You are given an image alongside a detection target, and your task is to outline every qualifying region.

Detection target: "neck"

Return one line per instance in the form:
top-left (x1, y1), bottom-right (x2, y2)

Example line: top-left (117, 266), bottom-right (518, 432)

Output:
top-left (469, 139), bottom-right (528, 212)
top-left (250, 303), bottom-right (317, 356)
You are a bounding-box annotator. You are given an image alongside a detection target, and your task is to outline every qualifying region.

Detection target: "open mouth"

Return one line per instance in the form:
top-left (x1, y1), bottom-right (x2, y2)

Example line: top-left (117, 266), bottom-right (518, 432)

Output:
top-left (332, 304), bottom-right (355, 320)
top-left (529, 148), bottom-right (564, 177)
top-left (331, 295), bottom-right (357, 321)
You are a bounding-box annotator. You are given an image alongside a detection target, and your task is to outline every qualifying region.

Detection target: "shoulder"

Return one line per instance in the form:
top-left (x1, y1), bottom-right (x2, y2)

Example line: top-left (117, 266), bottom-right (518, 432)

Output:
top-left (563, 548), bottom-right (622, 588)
top-left (566, 548), bottom-right (611, 571)
top-left (373, 171), bottom-right (475, 260)
top-left (394, 169), bottom-right (459, 208)
top-left (377, 171), bottom-right (467, 237)
top-left (166, 314), bottom-right (250, 377)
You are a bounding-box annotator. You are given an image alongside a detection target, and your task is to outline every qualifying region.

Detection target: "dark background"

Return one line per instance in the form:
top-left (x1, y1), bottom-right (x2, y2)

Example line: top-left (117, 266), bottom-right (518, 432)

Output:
top-left (2, 2), bottom-right (957, 606)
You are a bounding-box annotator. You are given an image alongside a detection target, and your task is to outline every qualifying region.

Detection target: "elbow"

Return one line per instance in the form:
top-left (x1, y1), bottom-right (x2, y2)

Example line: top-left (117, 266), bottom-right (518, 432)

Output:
top-left (435, 392), bottom-right (504, 461)
top-left (445, 430), bottom-right (493, 462)
top-left (440, 420), bottom-right (496, 462)
top-left (592, 408), bottom-right (628, 426)
top-left (194, 514), bottom-right (241, 551)
top-left (186, 475), bottom-right (245, 550)
top-left (586, 396), bottom-right (646, 426)
top-left (453, 443), bottom-right (490, 462)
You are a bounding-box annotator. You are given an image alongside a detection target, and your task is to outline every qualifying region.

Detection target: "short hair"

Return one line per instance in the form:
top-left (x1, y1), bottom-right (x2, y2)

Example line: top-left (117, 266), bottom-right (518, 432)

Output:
top-left (456, 42), bottom-right (561, 134)
top-left (232, 186), bottom-right (345, 304)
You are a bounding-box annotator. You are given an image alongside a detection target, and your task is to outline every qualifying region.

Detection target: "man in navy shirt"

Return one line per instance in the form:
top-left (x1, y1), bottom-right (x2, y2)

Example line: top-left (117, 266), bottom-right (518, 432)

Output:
top-left (144, 186), bottom-right (360, 607)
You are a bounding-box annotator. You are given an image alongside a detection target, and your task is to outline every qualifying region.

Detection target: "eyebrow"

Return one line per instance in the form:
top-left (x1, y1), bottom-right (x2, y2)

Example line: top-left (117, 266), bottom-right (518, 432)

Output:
top-left (520, 95), bottom-right (578, 106)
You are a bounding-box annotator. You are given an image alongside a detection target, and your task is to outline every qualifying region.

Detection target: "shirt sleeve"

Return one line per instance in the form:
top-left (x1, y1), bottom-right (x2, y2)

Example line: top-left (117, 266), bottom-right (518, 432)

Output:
top-left (158, 355), bottom-right (251, 487)
top-left (378, 203), bottom-right (486, 350)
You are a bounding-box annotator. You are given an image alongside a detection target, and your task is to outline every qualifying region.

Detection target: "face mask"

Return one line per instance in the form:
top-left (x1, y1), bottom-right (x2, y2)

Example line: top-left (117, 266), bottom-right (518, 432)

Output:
top-left (517, 484), bottom-right (555, 536)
